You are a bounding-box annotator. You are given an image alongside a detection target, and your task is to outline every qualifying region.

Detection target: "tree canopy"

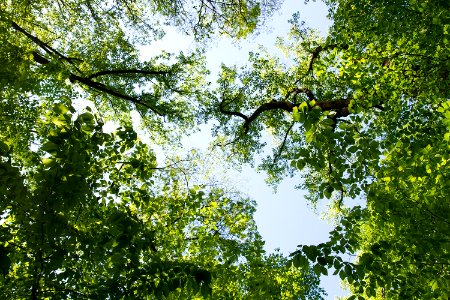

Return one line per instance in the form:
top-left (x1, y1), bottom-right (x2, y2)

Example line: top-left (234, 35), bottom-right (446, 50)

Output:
top-left (209, 0), bottom-right (449, 298)
top-left (1, 0), bottom-right (449, 299)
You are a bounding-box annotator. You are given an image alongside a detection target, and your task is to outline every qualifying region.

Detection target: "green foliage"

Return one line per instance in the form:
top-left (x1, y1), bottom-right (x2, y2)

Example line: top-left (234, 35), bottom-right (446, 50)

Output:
top-left (3, 0), bottom-right (449, 298)
top-left (0, 1), bottom-right (326, 298)
top-left (0, 104), bottom-right (322, 298)
top-left (209, 0), bottom-right (450, 299)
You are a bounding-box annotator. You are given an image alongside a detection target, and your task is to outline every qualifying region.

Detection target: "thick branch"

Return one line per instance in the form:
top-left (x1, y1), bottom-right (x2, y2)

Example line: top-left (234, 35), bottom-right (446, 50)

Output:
top-left (12, 21), bottom-right (165, 115)
top-left (88, 69), bottom-right (171, 79)
top-left (219, 90), bottom-right (351, 134)
top-left (219, 97), bottom-right (249, 122)
top-left (246, 99), bottom-right (350, 133)
top-left (244, 100), bottom-right (293, 132)
top-left (69, 74), bottom-right (162, 115)
top-left (11, 21), bottom-right (81, 64)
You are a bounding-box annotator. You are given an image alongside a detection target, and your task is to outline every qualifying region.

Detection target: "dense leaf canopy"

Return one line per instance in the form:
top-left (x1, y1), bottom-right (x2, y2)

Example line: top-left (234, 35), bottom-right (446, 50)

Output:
top-left (0, 103), bottom-right (322, 299)
top-left (209, 0), bottom-right (449, 298)
top-left (1, 0), bottom-right (449, 299)
top-left (1, 0), bottom-right (323, 299)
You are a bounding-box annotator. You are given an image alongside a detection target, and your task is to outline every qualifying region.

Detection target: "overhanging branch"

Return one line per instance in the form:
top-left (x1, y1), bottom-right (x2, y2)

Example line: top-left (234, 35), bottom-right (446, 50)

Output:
top-left (87, 69), bottom-right (171, 79)
top-left (69, 74), bottom-right (163, 115)
top-left (12, 21), bottom-right (82, 65)
top-left (219, 89), bottom-right (351, 134)
top-left (11, 20), bottom-right (167, 116)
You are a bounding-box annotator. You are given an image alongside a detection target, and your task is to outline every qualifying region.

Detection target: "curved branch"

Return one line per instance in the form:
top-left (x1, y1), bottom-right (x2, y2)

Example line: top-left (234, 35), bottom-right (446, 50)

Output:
top-left (219, 96), bottom-right (249, 121)
top-left (244, 100), bottom-right (293, 133)
top-left (244, 98), bottom-right (350, 133)
top-left (220, 93), bottom-right (351, 134)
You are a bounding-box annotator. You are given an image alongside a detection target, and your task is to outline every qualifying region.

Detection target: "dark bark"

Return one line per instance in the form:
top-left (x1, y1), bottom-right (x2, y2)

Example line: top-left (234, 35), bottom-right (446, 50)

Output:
top-left (12, 21), bottom-right (165, 115)
top-left (307, 44), bottom-right (348, 73)
top-left (69, 74), bottom-right (163, 115)
top-left (88, 69), bottom-right (171, 79)
top-left (219, 94), bottom-right (351, 134)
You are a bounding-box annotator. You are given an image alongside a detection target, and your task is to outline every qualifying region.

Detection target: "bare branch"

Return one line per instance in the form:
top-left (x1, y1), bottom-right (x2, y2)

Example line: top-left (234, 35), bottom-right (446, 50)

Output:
top-left (272, 122), bottom-right (294, 165)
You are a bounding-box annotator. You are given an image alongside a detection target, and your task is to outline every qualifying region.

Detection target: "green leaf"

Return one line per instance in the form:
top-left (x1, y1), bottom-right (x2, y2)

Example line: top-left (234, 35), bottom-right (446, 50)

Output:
top-left (296, 159), bottom-right (306, 170)
top-left (302, 245), bottom-right (319, 261)
top-left (299, 101), bottom-right (309, 113)
top-left (322, 118), bottom-right (334, 126)
top-left (345, 264), bottom-right (353, 276)
top-left (292, 254), bottom-right (309, 268)
top-left (42, 157), bottom-right (56, 167)
top-left (324, 186), bottom-right (333, 199)
top-left (313, 264), bottom-right (322, 276)
top-left (339, 270), bottom-right (346, 280)
top-left (53, 103), bottom-right (70, 115)
top-left (317, 256), bottom-right (327, 266)
top-left (200, 284), bottom-right (212, 298)
top-left (41, 142), bottom-right (59, 154)
top-left (77, 112), bottom-right (95, 124)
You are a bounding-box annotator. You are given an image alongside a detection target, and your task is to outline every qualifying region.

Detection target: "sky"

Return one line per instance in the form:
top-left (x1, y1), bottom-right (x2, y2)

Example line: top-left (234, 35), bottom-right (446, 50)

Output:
top-left (139, 1), bottom-right (349, 298)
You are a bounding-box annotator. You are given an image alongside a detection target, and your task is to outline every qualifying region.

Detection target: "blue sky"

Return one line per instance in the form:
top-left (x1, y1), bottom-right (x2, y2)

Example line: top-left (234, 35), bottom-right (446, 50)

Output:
top-left (204, 2), bottom-right (348, 298)
top-left (139, 1), bottom-right (349, 298)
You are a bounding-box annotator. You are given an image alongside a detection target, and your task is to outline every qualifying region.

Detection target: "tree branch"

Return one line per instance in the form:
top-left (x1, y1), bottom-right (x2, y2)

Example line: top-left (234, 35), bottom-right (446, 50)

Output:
top-left (87, 69), bottom-right (172, 79)
top-left (29, 54), bottom-right (166, 115)
top-left (219, 96), bottom-right (249, 122)
top-left (307, 44), bottom-right (348, 73)
top-left (272, 122), bottom-right (294, 165)
top-left (244, 98), bottom-right (350, 133)
top-left (12, 21), bottom-right (170, 116)
top-left (11, 21), bottom-right (82, 65)
top-left (219, 89), bottom-right (351, 134)
top-left (69, 74), bottom-right (163, 115)
top-left (11, 21), bottom-right (54, 56)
